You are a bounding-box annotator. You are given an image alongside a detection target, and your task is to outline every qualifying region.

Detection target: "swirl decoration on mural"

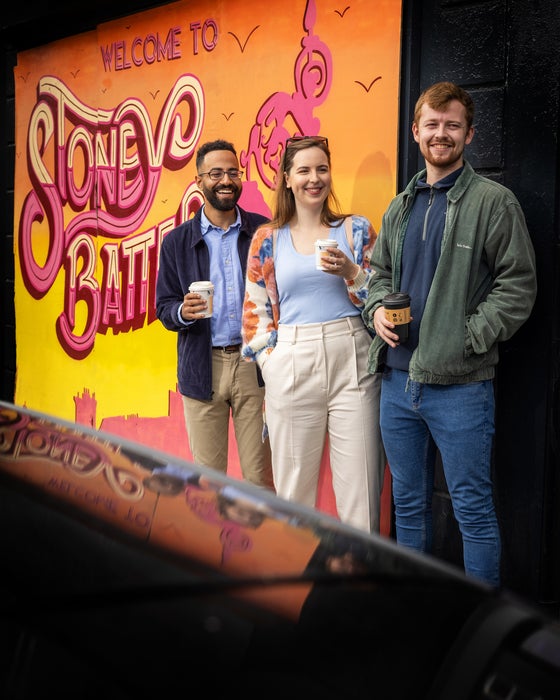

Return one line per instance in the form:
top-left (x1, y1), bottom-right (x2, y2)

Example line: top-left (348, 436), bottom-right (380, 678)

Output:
top-left (240, 0), bottom-right (332, 189)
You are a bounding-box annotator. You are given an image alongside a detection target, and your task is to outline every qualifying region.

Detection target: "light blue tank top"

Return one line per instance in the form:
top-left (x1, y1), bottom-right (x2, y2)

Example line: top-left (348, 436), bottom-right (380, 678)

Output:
top-left (275, 219), bottom-right (359, 324)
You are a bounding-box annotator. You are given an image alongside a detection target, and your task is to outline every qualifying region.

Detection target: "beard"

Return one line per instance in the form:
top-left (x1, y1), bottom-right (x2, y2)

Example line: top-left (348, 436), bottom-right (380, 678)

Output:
top-left (202, 182), bottom-right (242, 211)
top-left (421, 139), bottom-right (465, 170)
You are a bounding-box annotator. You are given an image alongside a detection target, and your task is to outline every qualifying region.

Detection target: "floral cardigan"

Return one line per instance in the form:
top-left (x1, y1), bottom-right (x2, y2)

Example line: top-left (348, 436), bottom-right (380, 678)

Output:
top-left (241, 214), bottom-right (376, 367)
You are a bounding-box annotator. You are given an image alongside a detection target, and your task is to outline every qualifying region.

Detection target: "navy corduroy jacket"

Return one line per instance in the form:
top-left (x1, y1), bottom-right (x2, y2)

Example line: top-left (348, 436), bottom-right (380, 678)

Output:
top-left (156, 207), bottom-right (268, 399)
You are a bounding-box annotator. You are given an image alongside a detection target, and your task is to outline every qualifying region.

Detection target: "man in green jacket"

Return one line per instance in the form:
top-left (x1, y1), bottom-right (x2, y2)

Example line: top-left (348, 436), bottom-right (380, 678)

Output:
top-left (363, 81), bottom-right (537, 587)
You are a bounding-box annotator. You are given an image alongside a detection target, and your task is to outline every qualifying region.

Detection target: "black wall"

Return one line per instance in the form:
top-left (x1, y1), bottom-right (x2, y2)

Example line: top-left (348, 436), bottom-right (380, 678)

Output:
top-left (1, 0), bottom-right (559, 609)
top-left (398, 0), bottom-right (560, 612)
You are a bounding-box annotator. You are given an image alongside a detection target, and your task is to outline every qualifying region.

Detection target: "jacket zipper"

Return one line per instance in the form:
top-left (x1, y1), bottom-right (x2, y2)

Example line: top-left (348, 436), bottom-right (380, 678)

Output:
top-left (422, 187), bottom-right (434, 241)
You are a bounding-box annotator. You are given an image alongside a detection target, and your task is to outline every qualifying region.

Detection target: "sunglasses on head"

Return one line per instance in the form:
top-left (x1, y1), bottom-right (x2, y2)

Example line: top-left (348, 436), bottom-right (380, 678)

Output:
top-left (285, 135), bottom-right (329, 148)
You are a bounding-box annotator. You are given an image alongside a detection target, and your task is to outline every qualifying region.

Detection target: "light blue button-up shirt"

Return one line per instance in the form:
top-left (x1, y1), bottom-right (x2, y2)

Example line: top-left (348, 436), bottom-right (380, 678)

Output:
top-left (200, 207), bottom-right (244, 347)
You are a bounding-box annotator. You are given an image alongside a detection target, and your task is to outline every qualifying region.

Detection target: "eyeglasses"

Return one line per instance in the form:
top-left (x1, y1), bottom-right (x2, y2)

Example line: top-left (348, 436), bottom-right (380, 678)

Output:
top-left (197, 168), bottom-right (244, 181)
top-left (286, 135), bottom-right (329, 148)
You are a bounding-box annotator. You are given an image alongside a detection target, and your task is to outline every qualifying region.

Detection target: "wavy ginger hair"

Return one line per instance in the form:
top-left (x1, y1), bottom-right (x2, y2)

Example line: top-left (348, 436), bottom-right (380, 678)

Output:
top-left (413, 81), bottom-right (475, 129)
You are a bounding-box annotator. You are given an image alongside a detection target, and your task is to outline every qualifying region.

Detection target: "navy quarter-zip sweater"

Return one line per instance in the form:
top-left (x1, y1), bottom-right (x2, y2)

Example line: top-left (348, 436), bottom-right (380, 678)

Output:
top-left (387, 168), bottom-right (461, 370)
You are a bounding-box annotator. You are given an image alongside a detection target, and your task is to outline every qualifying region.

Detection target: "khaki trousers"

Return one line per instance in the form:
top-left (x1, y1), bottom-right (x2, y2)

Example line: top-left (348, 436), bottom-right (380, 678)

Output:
top-left (182, 348), bottom-right (273, 489)
top-left (260, 316), bottom-right (385, 533)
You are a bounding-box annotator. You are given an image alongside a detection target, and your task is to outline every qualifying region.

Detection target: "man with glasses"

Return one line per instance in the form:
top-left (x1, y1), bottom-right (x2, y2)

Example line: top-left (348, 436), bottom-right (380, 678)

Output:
top-left (156, 140), bottom-right (273, 489)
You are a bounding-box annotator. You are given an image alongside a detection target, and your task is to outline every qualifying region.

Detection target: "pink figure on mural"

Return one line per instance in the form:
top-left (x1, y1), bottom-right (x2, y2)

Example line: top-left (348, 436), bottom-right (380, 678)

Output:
top-left (239, 0), bottom-right (332, 209)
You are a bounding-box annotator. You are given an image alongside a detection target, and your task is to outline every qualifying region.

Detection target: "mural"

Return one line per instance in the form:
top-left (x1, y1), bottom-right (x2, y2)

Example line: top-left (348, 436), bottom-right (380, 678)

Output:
top-left (0, 403), bottom-right (436, 621)
top-left (13, 0), bottom-right (402, 519)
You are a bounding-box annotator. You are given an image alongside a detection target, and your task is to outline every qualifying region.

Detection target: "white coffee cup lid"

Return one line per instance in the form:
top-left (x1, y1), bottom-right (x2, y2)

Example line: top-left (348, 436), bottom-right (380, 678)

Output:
top-left (189, 281), bottom-right (214, 291)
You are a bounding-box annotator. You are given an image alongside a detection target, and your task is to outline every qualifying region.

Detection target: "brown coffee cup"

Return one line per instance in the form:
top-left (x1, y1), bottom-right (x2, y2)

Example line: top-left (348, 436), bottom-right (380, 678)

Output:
top-left (383, 292), bottom-right (411, 342)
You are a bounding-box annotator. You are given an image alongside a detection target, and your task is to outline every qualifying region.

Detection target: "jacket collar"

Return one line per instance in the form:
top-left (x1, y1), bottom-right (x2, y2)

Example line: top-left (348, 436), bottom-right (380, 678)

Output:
top-left (404, 160), bottom-right (475, 204)
top-left (189, 205), bottom-right (252, 248)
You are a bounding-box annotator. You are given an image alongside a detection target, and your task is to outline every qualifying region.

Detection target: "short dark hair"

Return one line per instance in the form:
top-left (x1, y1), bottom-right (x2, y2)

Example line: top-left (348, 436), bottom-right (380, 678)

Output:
top-left (196, 139), bottom-right (237, 171)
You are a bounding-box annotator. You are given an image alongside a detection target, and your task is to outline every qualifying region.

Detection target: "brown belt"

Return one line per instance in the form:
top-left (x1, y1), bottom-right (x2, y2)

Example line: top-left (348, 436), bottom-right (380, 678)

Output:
top-left (212, 344), bottom-right (241, 353)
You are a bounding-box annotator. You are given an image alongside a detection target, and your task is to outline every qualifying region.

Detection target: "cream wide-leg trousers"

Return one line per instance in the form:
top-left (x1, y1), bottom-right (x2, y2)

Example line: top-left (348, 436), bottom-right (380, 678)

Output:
top-left (260, 315), bottom-right (385, 533)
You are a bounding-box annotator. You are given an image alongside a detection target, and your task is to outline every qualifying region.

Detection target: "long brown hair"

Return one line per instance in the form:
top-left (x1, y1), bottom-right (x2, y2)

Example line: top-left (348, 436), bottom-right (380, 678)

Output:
top-left (269, 136), bottom-right (347, 228)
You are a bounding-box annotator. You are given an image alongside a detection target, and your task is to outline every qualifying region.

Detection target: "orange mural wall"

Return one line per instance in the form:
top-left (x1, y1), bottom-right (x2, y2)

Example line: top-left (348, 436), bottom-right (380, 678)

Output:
top-left (13, 0), bottom-right (402, 518)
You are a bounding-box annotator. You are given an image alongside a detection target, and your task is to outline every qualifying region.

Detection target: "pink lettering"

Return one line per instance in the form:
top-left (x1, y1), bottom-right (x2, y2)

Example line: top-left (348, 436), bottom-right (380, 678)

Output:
top-left (0, 412), bottom-right (143, 501)
top-left (100, 27), bottom-right (182, 72)
top-left (190, 19), bottom-right (218, 55)
top-left (18, 74), bottom-right (204, 357)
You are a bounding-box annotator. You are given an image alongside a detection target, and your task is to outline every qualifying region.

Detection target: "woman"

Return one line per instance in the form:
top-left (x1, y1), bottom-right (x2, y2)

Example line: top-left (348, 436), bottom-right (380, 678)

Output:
top-left (242, 135), bottom-right (385, 533)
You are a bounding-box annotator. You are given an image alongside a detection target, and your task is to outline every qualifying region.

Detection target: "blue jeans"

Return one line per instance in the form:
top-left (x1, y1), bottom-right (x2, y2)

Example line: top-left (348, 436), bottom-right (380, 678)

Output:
top-left (380, 368), bottom-right (501, 586)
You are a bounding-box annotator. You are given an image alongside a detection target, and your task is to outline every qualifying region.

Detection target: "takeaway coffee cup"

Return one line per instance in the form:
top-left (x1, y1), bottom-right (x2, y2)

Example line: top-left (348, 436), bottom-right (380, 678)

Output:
top-left (315, 238), bottom-right (338, 270)
top-left (383, 292), bottom-right (411, 342)
top-left (188, 281), bottom-right (214, 318)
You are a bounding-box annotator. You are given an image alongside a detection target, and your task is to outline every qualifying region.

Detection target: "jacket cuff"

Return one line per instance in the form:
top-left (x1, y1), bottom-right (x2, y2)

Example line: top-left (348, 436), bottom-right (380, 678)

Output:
top-left (345, 267), bottom-right (367, 291)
